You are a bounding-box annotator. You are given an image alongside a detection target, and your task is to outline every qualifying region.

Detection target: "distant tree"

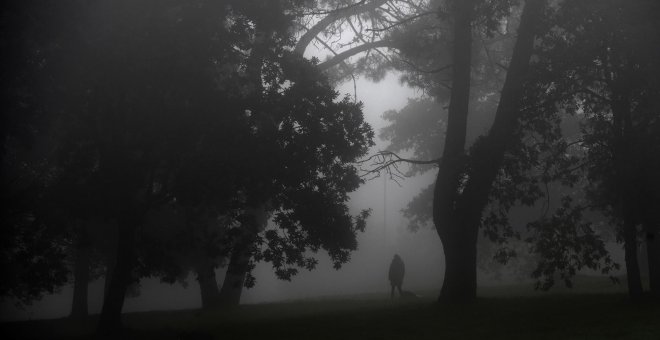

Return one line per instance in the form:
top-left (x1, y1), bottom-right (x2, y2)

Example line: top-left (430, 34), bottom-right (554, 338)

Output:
top-left (529, 0), bottom-right (660, 298)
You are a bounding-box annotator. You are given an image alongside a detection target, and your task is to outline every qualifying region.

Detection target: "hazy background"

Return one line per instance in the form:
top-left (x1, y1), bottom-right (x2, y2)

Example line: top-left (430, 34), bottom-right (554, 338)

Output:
top-left (1, 38), bottom-right (633, 324)
top-left (1, 74), bottom-right (449, 321)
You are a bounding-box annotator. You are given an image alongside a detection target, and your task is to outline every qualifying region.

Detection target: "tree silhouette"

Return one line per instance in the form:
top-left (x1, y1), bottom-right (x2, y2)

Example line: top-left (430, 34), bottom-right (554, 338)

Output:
top-left (1, 0), bottom-right (375, 333)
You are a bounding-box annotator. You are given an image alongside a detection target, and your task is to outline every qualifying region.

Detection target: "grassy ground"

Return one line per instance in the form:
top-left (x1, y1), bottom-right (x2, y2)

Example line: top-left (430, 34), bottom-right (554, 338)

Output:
top-left (2, 283), bottom-right (658, 339)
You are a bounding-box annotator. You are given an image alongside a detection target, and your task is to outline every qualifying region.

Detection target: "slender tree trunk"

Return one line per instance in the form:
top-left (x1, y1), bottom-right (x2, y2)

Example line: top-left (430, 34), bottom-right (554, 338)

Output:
top-left (103, 259), bottom-right (114, 301)
top-left (70, 225), bottom-right (90, 319)
top-left (644, 208), bottom-right (660, 297)
top-left (434, 0), bottom-right (544, 302)
top-left (196, 260), bottom-right (220, 309)
top-left (97, 220), bottom-right (137, 334)
top-left (622, 215), bottom-right (643, 299)
top-left (648, 231), bottom-right (660, 298)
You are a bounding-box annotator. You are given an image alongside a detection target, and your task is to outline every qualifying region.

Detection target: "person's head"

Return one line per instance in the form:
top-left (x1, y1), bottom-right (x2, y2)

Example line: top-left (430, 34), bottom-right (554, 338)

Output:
top-left (393, 254), bottom-right (400, 260)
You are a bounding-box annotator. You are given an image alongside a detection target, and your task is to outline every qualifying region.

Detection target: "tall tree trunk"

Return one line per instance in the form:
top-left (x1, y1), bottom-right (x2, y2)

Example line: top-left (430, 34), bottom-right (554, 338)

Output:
top-left (196, 259), bottom-right (220, 309)
top-left (70, 224), bottom-right (90, 319)
top-left (611, 83), bottom-right (644, 300)
top-left (433, 0), bottom-right (476, 302)
top-left (97, 221), bottom-right (137, 334)
top-left (434, 0), bottom-right (544, 302)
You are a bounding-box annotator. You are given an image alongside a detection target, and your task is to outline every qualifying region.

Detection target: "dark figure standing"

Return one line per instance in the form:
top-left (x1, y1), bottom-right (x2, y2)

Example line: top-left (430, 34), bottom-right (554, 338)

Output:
top-left (388, 254), bottom-right (405, 298)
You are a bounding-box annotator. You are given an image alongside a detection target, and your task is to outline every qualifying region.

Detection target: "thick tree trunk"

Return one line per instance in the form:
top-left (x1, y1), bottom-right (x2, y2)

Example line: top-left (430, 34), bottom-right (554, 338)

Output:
top-left (434, 0), bottom-right (543, 302)
top-left (70, 227), bottom-right (90, 319)
top-left (196, 260), bottom-right (220, 309)
top-left (97, 221), bottom-right (137, 334)
top-left (218, 234), bottom-right (255, 307)
top-left (610, 81), bottom-right (644, 300)
top-left (433, 0), bottom-right (476, 302)
top-left (218, 205), bottom-right (268, 307)
top-left (439, 229), bottom-right (478, 301)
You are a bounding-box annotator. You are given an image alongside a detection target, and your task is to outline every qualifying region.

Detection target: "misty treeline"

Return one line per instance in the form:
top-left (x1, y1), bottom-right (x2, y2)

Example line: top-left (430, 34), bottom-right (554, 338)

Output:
top-left (367, 0), bottom-right (659, 301)
top-left (1, 0), bottom-right (659, 334)
top-left (1, 0), bottom-right (375, 333)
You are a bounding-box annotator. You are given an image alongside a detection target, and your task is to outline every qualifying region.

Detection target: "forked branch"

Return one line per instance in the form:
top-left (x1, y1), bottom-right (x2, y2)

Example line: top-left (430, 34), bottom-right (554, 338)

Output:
top-left (357, 150), bottom-right (440, 184)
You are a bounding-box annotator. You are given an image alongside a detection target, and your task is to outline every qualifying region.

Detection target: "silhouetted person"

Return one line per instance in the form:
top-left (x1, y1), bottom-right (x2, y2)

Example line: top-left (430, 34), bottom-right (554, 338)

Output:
top-left (388, 254), bottom-right (405, 298)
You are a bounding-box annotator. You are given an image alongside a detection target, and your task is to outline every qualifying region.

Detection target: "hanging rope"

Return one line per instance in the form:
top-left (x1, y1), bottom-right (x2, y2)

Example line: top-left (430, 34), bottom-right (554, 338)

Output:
top-left (383, 174), bottom-right (387, 243)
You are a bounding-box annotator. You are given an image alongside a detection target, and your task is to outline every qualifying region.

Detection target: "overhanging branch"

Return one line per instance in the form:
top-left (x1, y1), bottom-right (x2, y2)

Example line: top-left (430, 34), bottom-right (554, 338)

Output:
top-left (317, 39), bottom-right (395, 70)
top-left (358, 151), bottom-right (440, 183)
top-left (294, 0), bottom-right (389, 55)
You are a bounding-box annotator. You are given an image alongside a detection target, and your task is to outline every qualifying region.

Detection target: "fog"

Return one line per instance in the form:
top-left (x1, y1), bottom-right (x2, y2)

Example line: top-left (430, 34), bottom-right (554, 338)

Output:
top-left (2, 2), bottom-right (657, 338)
top-left (2, 75), bottom-right (447, 321)
top-left (0, 67), bottom-right (630, 323)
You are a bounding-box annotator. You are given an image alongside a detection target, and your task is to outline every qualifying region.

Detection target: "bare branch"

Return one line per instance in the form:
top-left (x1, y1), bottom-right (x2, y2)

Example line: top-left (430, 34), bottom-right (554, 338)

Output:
top-left (295, 0), bottom-right (389, 55)
top-left (357, 151), bottom-right (440, 179)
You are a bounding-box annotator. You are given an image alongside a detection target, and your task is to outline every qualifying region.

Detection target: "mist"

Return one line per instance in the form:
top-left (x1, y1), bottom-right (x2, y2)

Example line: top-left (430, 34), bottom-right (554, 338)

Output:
top-left (2, 75), bottom-right (448, 320)
top-left (1, 1), bottom-right (658, 338)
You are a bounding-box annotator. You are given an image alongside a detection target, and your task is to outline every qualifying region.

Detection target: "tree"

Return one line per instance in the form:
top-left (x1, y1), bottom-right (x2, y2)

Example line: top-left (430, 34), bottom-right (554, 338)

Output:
top-left (530, 0), bottom-right (660, 298)
top-left (0, 0), bottom-right (93, 310)
top-left (296, 0), bottom-right (562, 301)
top-left (328, 0), bottom-right (623, 301)
top-left (2, 1), bottom-right (375, 332)
top-left (215, 52), bottom-right (374, 306)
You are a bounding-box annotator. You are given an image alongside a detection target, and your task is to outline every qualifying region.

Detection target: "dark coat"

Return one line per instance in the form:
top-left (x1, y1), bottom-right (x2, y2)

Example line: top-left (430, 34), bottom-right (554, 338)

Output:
top-left (388, 255), bottom-right (405, 286)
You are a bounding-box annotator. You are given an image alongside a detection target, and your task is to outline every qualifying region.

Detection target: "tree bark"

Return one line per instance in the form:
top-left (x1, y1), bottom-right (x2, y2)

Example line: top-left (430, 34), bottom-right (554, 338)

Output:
top-left (97, 220), bottom-right (137, 334)
top-left (433, 0), bottom-right (475, 298)
top-left (623, 216), bottom-right (643, 299)
top-left (434, 0), bottom-right (544, 302)
top-left (610, 82), bottom-right (644, 300)
top-left (642, 198), bottom-right (660, 297)
top-left (439, 228), bottom-right (478, 301)
top-left (218, 205), bottom-right (268, 307)
top-left (70, 225), bottom-right (90, 319)
top-left (196, 259), bottom-right (220, 309)
top-left (647, 220), bottom-right (660, 298)
top-left (103, 258), bottom-right (115, 301)
top-left (218, 233), bottom-right (256, 307)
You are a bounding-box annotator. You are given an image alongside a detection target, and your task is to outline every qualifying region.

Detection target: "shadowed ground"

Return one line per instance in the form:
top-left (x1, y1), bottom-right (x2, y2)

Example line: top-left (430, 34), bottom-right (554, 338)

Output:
top-left (2, 279), bottom-right (658, 339)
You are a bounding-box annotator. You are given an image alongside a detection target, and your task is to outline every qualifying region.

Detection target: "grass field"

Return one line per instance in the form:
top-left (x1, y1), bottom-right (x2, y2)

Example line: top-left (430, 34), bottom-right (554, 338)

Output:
top-left (2, 280), bottom-right (659, 339)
